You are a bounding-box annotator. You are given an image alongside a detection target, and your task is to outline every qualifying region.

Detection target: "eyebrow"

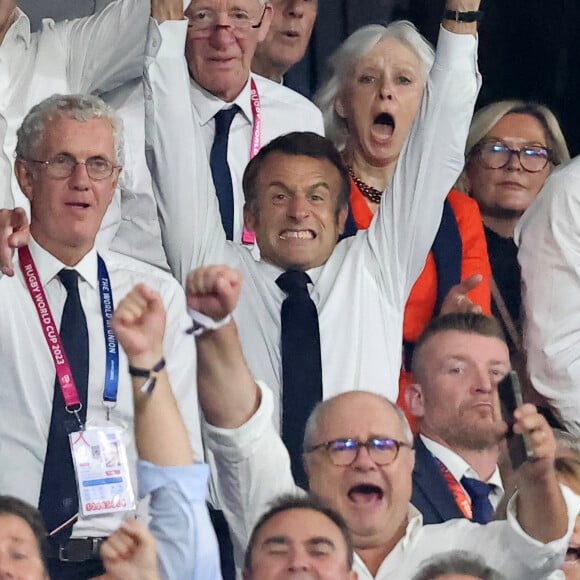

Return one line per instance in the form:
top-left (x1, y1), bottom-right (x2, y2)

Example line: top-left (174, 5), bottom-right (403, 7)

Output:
top-left (306, 537), bottom-right (336, 550)
top-left (267, 181), bottom-right (332, 192)
top-left (262, 535), bottom-right (289, 547)
top-left (261, 536), bottom-right (336, 549)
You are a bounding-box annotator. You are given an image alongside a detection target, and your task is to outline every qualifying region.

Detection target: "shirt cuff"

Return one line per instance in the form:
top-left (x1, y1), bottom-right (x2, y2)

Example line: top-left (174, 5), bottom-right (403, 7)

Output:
top-left (137, 459), bottom-right (209, 500)
top-left (203, 381), bottom-right (275, 460)
top-left (506, 483), bottom-right (580, 556)
top-left (435, 24), bottom-right (479, 70)
top-left (146, 17), bottom-right (187, 59)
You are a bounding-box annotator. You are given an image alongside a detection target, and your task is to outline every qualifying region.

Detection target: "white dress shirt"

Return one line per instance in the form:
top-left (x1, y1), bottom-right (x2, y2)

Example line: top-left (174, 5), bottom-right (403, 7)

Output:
top-left (204, 383), bottom-right (578, 579)
top-left (0, 238), bottom-right (202, 539)
top-left (189, 71), bottom-right (325, 245)
top-left (0, 1), bottom-right (150, 246)
top-left (103, 78), bottom-right (170, 270)
top-left (144, 21), bottom-right (481, 414)
top-left (420, 434), bottom-right (504, 509)
top-left (515, 157), bottom-right (580, 437)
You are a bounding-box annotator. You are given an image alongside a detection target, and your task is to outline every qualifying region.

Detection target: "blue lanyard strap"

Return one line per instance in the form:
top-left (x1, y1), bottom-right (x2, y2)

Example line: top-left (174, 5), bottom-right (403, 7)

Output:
top-left (97, 256), bottom-right (119, 405)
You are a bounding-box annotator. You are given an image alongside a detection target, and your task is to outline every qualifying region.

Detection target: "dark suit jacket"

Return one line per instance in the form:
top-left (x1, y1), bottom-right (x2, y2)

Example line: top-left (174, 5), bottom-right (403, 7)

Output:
top-left (411, 436), bottom-right (467, 524)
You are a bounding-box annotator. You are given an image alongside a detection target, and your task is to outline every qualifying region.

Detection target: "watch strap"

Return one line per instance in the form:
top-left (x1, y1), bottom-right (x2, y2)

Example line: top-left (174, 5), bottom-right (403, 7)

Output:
top-left (443, 9), bottom-right (483, 23)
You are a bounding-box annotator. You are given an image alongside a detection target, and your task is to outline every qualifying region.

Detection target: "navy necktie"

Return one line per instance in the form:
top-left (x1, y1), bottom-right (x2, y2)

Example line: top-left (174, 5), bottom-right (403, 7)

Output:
top-left (461, 476), bottom-right (494, 524)
top-left (276, 270), bottom-right (323, 489)
top-left (210, 106), bottom-right (240, 240)
top-left (39, 269), bottom-right (89, 542)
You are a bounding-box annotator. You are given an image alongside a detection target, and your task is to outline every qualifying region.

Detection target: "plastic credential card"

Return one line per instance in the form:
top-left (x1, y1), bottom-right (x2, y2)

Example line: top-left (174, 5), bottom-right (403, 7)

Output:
top-left (69, 427), bottom-right (135, 517)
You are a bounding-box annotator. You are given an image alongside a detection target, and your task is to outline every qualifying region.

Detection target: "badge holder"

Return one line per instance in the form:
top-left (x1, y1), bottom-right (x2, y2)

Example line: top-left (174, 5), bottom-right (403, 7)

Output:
top-left (69, 427), bottom-right (135, 517)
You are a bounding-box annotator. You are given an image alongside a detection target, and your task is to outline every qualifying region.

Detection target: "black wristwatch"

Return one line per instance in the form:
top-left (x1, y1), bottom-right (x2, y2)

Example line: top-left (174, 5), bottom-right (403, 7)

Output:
top-left (443, 9), bottom-right (484, 23)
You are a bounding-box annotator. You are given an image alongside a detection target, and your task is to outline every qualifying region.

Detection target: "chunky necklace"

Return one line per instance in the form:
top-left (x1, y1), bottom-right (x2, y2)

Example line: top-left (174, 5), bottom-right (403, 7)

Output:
top-left (347, 166), bottom-right (383, 204)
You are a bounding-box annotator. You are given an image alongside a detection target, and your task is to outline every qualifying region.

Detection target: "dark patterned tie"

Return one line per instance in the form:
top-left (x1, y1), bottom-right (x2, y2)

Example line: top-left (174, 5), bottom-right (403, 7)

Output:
top-left (276, 270), bottom-right (323, 489)
top-left (38, 269), bottom-right (89, 541)
top-left (210, 106), bottom-right (240, 240)
top-left (461, 476), bottom-right (494, 524)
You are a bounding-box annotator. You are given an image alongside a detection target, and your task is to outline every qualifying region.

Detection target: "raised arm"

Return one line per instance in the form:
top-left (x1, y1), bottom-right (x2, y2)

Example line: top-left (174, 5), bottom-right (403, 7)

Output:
top-left (108, 284), bottom-right (221, 580)
top-left (112, 283), bottom-right (193, 466)
top-left (368, 0), bottom-right (482, 302)
top-left (513, 404), bottom-right (568, 542)
top-left (63, 0), bottom-right (151, 94)
top-left (186, 265), bottom-right (260, 428)
top-left (144, 6), bottom-right (226, 283)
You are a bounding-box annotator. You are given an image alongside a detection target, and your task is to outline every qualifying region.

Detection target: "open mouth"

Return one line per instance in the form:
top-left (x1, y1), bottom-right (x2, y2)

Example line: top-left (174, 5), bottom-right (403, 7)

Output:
top-left (348, 484), bottom-right (384, 504)
top-left (372, 112), bottom-right (395, 139)
top-left (566, 547), bottom-right (580, 562)
top-left (283, 30), bottom-right (300, 38)
top-left (66, 202), bottom-right (90, 209)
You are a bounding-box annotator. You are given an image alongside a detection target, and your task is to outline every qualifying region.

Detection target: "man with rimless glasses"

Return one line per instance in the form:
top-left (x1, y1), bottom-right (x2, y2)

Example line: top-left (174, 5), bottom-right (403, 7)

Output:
top-left (148, 0), bottom-right (323, 250)
top-left (188, 263), bottom-right (579, 580)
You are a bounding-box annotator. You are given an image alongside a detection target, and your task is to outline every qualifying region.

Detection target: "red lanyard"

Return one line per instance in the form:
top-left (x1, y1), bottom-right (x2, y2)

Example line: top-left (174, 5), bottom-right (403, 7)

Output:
top-left (241, 77), bottom-right (261, 246)
top-left (19, 246), bottom-right (82, 421)
top-left (436, 458), bottom-right (473, 519)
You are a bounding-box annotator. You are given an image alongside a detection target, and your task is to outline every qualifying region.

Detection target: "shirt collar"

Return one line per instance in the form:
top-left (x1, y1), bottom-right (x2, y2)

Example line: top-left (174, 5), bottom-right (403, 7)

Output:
top-left (352, 504), bottom-right (424, 575)
top-left (4, 8), bottom-right (31, 49)
top-left (260, 260), bottom-right (325, 288)
top-left (189, 74), bottom-right (253, 126)
top-left (420, 434), bottom-right (503, 491)
top-left (27, 237), bottom-right (99, 290)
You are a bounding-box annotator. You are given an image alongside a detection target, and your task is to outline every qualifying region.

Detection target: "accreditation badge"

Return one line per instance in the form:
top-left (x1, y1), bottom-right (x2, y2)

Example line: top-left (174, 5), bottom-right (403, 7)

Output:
top-left (69, 428), bottom-right (135, 517)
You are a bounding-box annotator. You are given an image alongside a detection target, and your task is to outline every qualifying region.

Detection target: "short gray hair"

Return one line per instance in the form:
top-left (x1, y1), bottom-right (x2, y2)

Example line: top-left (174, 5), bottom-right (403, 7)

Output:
top-left (314, 21), bottom-right (434, 151)
top-left (303, 392), bottom-right (414, 453)
top-left (16, 93), bottom-right (124, 166)
top-left (412, 551), bottom-right (506, 580)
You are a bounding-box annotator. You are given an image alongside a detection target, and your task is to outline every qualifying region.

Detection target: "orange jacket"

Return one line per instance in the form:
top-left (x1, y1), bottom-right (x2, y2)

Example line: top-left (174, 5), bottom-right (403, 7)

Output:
top-left (350, 181), bottom-right (492, 430)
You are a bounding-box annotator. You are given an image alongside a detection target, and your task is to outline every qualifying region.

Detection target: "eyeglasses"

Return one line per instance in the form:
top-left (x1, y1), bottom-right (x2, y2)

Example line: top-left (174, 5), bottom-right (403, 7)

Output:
top-left (26, 153), bottom-right (120, 181)
top-left (187, 6), bottom-right (267, 33)
top-left (473, 141), bottom-right (552, 173)
top-left (305, 437), bottom-right (412, 467)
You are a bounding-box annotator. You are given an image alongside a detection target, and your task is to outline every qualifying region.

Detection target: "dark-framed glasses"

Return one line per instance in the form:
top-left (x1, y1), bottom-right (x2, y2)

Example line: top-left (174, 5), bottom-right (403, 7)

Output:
top-left (187, 5), bottom-right (267, 33)
top-left (26, 153), bottom-right (120, 181)
top-left (305, 437), bottom-right (412, 467)
top-left (474, 141), bottom-right (552, 173)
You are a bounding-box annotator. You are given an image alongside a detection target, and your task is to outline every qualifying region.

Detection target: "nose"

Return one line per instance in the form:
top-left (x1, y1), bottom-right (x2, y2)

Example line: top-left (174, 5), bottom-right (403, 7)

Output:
top-left (0, 552), bottom-right (15, 577)
top-left (208, 15), bottom-right (237, 46)
top-left (505, 149), bottom-right (523, 171)
top-left (287, 0), bottom-right (305, 17)
top-left (351, 444), bottom-right (378, 471)
top-left (287, 195), bottom-right (310, 220)
top-left (378, 78), bottom-right (394, 101)
top-left (288, 547), bottom-right (311, 572)
top-left (68, 162), bottom-right (91, 190)
top-left (473, 366), bottom-right (493, 394)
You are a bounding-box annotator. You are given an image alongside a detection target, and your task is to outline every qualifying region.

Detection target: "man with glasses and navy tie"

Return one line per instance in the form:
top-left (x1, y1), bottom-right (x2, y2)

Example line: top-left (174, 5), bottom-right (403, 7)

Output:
top-left (0, 93), bottom-right (202, 580)
top-left (186, 262), bottom-right (579, 580)
top-left (147, 0), bottom-right (323, 250)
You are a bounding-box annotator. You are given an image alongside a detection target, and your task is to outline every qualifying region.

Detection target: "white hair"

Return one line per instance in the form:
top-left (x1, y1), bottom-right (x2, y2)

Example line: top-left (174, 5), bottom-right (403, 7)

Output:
top-left (314, 20), bottom-right (434, 151)
top-left (16, 93), bottom-right (124, 165)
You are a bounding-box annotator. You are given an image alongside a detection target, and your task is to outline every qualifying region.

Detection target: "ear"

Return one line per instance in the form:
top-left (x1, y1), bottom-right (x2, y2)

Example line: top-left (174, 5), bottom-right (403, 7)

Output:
top-left (456, 167), bottom-right (472, 197)
top-left (243, 203), bottom-right (257, 233)
top-left (302, 452), bottom-right (310, 477)
top-left (405, 382), bottom-right (426, 419)
top-left (337, 204), bottom-right (348, 236)
top-left (15, 159), bottom-right (35, 203)
top-left (334, 92), bottom-right (347, 120)
top-left (256, 4), bottom-right (273, 43)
